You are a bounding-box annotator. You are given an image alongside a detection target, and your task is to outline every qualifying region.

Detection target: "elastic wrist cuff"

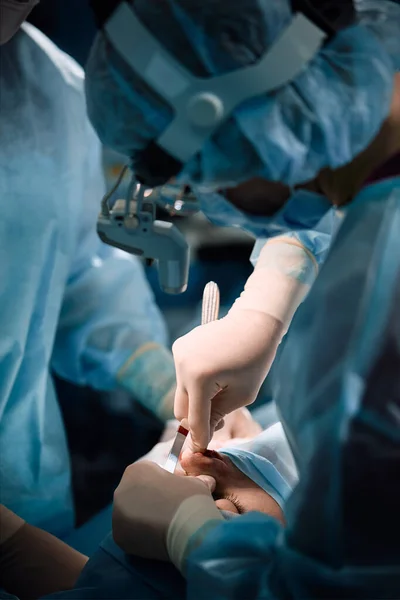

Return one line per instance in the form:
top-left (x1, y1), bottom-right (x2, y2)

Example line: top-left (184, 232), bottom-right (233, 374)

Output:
top-left (257, 240), bottom-right (318, 285)
top-left (117, 343), bottom-right (176, 419)
top-left (167, 495), bottom-right (224, 573)
top-left (235, 269), bottom-right (310, 327)
top-left (232, 241), bottom-right (317, 327)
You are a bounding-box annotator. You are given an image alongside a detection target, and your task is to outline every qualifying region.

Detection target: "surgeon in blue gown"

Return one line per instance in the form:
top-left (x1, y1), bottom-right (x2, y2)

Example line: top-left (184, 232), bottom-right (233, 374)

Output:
top-left (46, 0), bottom-right (400, 598)
top-left (0, 0), bottom-right (399, 598)
top-left (0, 0), bottom-right (263, 563)
top-left (26, 174), bottom-right (399, 600)
top-left (36, 165), bottom-right (400, 600)
top-left (85, 0), bottom-right (400, 452)
top-left (0, 7), bottom-right (177, 547)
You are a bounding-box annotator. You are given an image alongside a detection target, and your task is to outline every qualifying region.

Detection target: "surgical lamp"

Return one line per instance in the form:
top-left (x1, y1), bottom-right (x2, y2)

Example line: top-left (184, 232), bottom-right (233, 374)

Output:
top-left (90, 0), bottom-right (355, 293)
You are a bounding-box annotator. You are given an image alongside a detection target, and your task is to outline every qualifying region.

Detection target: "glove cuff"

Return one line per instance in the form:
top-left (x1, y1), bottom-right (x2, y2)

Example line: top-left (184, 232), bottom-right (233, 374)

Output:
top-left (231, 239), bottom-right (317, 330)
top-left (167, 495), bottom-right (224, 573)
top-left (117, 343), bottom-right (176, 420)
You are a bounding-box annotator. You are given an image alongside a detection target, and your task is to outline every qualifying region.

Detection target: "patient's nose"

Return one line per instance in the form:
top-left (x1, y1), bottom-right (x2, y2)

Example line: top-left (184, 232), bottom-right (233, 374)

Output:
top-left (181, 449), bottom-right (227, 479)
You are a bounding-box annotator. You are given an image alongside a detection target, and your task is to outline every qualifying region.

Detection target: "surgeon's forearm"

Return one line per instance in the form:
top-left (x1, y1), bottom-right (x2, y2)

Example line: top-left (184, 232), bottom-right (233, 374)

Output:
top-left (117, 342), bottom-right (176, 421)
top-left (232, 237), bottom-right (318, 334)
top-left (0, 506), bottom-right (87, 600)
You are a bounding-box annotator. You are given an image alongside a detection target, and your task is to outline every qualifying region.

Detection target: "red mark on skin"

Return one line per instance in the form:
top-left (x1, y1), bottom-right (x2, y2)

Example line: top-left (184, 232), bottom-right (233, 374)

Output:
top-left (181, 450), bottom-right (230, 480)
top-left (203, 449), bottom-right (224, 461)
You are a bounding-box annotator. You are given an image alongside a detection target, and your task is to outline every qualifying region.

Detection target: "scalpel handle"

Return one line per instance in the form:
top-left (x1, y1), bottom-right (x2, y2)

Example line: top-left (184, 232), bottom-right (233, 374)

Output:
top-left (201, 281), bottom-right (220, 325)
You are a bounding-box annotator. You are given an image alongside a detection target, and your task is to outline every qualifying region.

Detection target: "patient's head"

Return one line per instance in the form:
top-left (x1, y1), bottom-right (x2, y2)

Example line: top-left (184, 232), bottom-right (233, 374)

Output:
top-left (181, 450), bottom-right (285, 525)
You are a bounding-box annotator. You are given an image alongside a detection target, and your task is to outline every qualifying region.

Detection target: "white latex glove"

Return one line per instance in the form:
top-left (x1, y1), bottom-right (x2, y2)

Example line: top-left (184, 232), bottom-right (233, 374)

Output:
top-left (140, 409), bottom-right (260, 466)
top-left (208, 407), bottom-right (262, 449)
top-left (173, 238), bottom-right (317, 452)
top-left (112, 461), bottom-right (217, 561)
top-left (160, 409), bottom-right (260, 447)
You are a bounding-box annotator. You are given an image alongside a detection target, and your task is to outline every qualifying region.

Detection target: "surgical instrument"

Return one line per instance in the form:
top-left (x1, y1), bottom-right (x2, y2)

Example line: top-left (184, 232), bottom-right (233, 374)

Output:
top-left (164, 281), bottom-right (221, 473)
top-left (97, 172), bottom-right (190, 294)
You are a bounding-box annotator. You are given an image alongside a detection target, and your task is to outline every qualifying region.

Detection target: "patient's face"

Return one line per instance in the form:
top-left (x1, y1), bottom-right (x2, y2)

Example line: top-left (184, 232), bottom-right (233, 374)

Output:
top-left (181, 450), bottom-right (285, 525)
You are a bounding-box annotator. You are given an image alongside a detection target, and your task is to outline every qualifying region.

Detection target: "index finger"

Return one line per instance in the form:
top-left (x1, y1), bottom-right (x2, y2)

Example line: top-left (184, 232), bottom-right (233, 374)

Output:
top-left (174, 384), bottom-right (189, 422)
top-left (187, 385), bottom-right (212, 453)
top-left (193, 475), bottom-right (216, 493)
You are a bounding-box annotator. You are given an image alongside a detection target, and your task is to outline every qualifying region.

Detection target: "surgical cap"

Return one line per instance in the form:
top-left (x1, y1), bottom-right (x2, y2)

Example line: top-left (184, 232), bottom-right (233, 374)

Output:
top-left (85, 0), bottom-right (400, 190)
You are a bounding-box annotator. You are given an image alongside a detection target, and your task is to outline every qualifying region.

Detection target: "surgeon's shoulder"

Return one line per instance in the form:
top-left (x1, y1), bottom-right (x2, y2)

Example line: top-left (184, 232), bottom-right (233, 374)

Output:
top-left (16, 23), bottom-right (101, 148)
top-left (20, 23), bottom-right (85, 96)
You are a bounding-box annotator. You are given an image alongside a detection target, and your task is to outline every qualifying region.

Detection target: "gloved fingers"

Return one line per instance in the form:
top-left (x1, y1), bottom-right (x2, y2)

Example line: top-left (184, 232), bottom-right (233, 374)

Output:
top-left (213, 418), bottom-right (225, 432)
top-left (113, 460), bottom-right (215, 561)
top-left (231, 407), bottom-right (262, 438)
top-left (203, 418), bottom-right (226, 450)
top-left (187, 387), bottom-right (211, 453)
top-left (192, 475), bottom-right (216, 493)
top-left (209, 411), bottom-right (227, 443)
top-left (174, 384), bottom-right (189, 422)
top-left (211, 388), bottom-right (256, 419)
top-left (207, 397), bottom-right (258, 447)
top-left (186, 380), bottom-right (229, 452)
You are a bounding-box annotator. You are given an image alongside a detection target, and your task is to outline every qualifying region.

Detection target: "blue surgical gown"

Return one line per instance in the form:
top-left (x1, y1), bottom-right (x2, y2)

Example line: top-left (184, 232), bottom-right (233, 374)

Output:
top-left (28, 179), bottom-right (400, 600)
top-left (184, 178), bottom-right (400, 599)
top-left (0, 24), bottom-right (167, 538)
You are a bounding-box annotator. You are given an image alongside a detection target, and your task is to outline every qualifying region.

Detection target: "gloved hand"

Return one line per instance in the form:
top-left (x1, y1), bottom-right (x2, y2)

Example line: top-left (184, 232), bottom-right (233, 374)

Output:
top-left (139, 410), bottom-right (260, 468)
top-left (173, 238), bottom-right (318, 452)
top-left (117, 343), bottom-right (176, 421)
top-left (112, 461), bottom-right (219, 563)
top-left (208, 407), bottom-right (262, 450)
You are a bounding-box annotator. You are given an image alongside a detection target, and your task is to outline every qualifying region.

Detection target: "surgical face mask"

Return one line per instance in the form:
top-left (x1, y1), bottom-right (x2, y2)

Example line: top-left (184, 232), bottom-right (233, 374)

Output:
top-left (0, 0), bottom-right (39, 45)
top-left (221, 510), bottom-right (241, 521)
top-left (219, 449), bottom-right (294, 511)
top-left (196, 186), bottom-right (333, 240)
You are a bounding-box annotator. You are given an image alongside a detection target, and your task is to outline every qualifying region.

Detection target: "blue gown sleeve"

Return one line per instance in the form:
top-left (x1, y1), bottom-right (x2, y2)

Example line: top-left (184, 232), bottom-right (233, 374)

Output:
top-left (51, 122), bottom-right (168, 390)
top-left (185, 181), bottom-right (400, 600)
top-left (186, 513), bottom-right (284, 600)
top-left (250, 208), bottom-right (341, 271)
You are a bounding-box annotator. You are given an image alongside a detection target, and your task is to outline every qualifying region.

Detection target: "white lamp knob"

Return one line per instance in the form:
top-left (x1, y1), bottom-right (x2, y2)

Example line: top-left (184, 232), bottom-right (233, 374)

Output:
top-left (187, 93), bottom-right (224, 128)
